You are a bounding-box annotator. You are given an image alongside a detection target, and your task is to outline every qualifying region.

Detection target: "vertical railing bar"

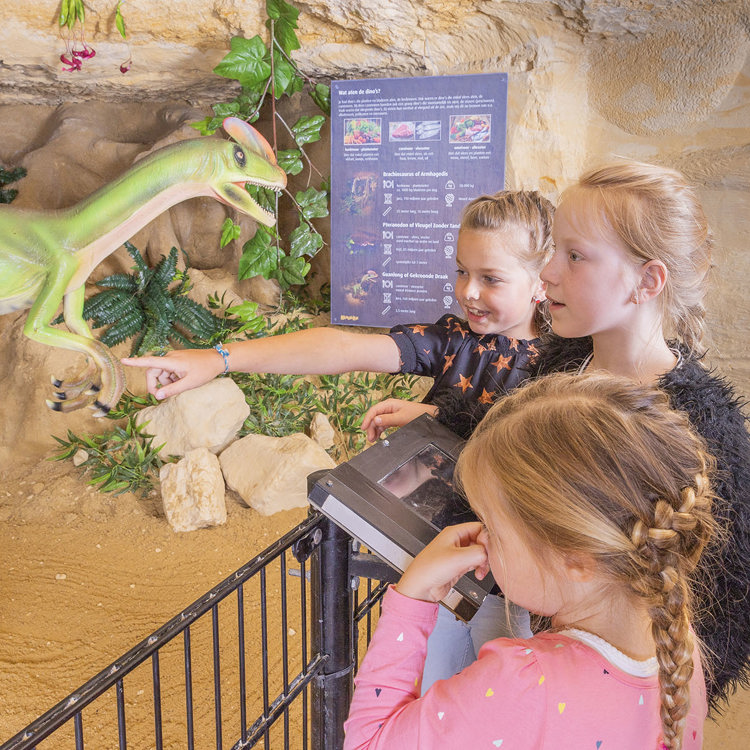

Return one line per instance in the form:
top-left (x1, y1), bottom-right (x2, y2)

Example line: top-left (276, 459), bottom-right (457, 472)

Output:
top-left (116, 678), bottom-right (127, 750)
top-left (300, 556), bottom-right (309, 749)
top-left (152, 650), bottom-right (163, 750)
top-left (184, 626), bottom-right (195, 750)
top-left (367, 577), bottom-right (374, 642)
top-left (280, 552), bottom-right (290, 747)
top-left (237, 583), bottom-right (247, 746)
top-left (73, 711), bottom-right (83, 750)
top-left (260, 566), bottom-right (270, 747)
top-left (212, 604), bottom-right (223, 750)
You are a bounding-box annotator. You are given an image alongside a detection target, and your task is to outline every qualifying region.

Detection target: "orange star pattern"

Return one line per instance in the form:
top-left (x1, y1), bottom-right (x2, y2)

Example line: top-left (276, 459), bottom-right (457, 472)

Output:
top-left (422, 348), bottom-right (431, 356)
top-left (478, 389), bottom-right (495, 405)
top-left (508, 337), bottom-right (520, 352)
top-left (455, 373), bottom-right (474, 392)
top-left (474, 343), bottom-right (488, 355)
top-left (411, 325), bottom-right (428, 336)
top-left (452, 320), bottom-right (467, 339)
top-left (442, 353), bottom-right (456, 374)
top-left (493, 354), bottom-right (512, 372)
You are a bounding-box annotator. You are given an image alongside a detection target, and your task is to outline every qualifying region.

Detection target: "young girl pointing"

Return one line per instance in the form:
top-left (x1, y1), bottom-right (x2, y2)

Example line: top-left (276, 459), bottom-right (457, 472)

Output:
top-left (123, 190), bottom-right (552, 426)
top-left (344, 372), bottom-right (716, 750)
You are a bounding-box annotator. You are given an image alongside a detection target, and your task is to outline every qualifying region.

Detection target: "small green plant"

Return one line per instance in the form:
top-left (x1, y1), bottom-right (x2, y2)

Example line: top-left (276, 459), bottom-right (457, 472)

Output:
top-left (229, 306), bottom-right (420, 462)
top-left (314, 372), bottom-right (418, 461)
top-left (0, 166), bottom-right (26, 204)
top-left (193, 0), bottom-right (330, 292)
top-left (51, 393), bottom-right (171, 496)
top-left (64, 242), bottom-right (227, 355)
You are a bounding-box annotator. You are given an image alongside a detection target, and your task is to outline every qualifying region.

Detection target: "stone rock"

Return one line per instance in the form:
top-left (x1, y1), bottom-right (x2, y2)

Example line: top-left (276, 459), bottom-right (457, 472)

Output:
top-left (220, 432), bottom-right (336, 515)
top-left (136, 379), bottom-right (250, 457)
top-left (72, 449), bottom-right (89, 467)
top-left (307, 412), bottom-right (336, 450)
top-left (159, 448), bottom-right (227, 532)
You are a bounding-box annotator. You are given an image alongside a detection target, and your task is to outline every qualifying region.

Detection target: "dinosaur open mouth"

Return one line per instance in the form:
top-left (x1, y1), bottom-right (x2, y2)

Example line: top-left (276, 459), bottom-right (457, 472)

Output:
top-left (224, 179), bottom-right (284, 226)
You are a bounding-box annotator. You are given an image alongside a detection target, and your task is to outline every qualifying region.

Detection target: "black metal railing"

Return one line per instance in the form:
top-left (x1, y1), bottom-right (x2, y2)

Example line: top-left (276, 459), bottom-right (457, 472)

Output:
top-left (1, 511), bottom-right (392, 750)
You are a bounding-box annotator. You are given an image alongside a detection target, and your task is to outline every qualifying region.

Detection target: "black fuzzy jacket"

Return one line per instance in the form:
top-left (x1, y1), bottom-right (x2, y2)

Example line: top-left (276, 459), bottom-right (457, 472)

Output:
top-left (435, 335), bottom-right (750, 713)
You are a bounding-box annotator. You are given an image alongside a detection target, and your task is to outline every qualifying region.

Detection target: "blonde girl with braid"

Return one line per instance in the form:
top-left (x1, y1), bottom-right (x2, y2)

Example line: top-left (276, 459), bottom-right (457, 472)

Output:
top-left (434, 159), bottom-right (750, 710)
top-left (345, 372), bottom-right (716, 750)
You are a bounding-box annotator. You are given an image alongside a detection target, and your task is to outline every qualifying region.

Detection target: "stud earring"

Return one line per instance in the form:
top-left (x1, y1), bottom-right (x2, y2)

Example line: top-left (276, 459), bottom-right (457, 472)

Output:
top-left (631, 291), bottom-right (640, 305)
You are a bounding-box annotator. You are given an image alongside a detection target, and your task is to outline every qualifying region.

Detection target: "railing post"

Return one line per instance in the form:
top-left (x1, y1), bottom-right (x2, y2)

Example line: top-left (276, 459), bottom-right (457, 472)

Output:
top-left (310, 513), bottom-right (355, 750)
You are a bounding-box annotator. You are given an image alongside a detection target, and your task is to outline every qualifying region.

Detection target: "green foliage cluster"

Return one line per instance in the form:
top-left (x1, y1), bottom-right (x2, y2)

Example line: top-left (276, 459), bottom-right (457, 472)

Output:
top-left (51, 393), bottom-right (172, 496)
top-left (0, 166), bottom-right (26, 204)
top-left (72, 242), bottom-right (230, 356)
top-left (231, 311), bottom-right (419, 462)
top-left (53, 302), bottom-right (420, 493)
top-left (192, 0), bottom-right (330, 291)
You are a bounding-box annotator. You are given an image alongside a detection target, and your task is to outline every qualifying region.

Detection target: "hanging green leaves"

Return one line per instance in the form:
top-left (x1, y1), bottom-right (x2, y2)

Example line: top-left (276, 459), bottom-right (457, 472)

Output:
top-left (194, 0), bottom-right (330, 291)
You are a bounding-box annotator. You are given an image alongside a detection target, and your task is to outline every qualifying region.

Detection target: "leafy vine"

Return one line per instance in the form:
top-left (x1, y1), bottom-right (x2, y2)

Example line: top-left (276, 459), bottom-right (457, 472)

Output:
top-left (192, 0), bottom-right (330, 293)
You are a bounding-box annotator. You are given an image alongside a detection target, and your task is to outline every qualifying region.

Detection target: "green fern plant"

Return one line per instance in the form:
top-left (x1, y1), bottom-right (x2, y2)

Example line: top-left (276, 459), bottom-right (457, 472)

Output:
top-left (0, 165), bottom-right (26, 203)
top-left (76, 242), bottom-right (226, 355)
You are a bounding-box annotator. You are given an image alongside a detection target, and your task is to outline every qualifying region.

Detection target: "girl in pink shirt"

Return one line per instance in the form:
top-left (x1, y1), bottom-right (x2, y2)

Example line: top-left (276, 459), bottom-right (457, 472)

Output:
top-left (344, 371), bottom-right (716, 750)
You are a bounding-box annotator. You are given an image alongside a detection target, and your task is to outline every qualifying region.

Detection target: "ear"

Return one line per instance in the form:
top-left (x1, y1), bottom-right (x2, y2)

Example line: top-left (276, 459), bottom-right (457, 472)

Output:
top-left (636, 260), bottom-right (668, 303)
top-left (561, 552), bottom-right (596, 583)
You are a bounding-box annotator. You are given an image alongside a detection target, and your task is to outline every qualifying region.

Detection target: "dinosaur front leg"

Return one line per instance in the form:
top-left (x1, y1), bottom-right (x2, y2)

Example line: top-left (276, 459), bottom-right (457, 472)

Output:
top-left (24, 283), bottom-right (125, 416)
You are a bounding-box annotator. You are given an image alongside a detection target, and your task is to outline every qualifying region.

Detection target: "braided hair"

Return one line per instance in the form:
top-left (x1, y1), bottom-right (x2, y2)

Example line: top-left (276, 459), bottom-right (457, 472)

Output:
top-left (457, 372), bottom-right (717, 749)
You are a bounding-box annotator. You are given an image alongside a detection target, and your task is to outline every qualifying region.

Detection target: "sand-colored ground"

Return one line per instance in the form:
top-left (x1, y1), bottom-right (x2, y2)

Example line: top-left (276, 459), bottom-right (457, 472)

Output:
top-left (1, 456), bottom-right (748, 748)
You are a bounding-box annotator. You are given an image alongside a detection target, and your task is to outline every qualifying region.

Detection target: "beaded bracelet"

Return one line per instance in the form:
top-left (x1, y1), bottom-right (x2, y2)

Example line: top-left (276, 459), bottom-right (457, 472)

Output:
top-left (214, 343), bottom-right (230, 374)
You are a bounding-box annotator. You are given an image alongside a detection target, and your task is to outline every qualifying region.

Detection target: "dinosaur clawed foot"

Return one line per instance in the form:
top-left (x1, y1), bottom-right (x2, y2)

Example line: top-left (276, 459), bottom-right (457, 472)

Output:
top-left (46, 349), bottom-right (125, 416)
top-left (46, 381), bottom-right (106, 414)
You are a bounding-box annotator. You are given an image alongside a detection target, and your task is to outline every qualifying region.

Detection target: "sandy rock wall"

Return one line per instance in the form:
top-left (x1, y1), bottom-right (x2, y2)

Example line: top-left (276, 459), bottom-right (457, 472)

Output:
top-left (0, 0), bottom-right (748, 463)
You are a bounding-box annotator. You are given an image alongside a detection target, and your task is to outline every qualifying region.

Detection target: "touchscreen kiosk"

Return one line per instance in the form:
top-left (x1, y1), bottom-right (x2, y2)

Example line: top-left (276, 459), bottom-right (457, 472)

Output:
top-left (307, 414), bottom-right (495, 620)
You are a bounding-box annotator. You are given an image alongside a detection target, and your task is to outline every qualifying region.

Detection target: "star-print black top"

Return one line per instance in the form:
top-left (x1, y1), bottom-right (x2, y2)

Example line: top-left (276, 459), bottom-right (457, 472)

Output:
top-left (388, 314), bottom-right (539, 408)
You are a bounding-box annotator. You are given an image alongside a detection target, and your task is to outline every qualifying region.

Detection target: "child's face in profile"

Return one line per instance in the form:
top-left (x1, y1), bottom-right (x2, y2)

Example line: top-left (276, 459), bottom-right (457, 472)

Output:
top-left (455, 226), bottom-right (543, 340)
top-left (473, 492), bottom-right (567, 618)
top-left (542, 197), bottom-right (641, 340)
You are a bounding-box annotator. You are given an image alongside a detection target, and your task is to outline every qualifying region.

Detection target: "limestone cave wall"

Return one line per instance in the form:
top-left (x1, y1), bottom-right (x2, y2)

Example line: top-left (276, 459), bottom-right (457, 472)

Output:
top-left (0, 0), bottom-right (748, 461)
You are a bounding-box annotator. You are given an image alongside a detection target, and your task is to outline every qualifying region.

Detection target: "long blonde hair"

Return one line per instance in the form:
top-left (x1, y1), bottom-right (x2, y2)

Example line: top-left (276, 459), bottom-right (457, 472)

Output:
top-left (460, 190), bottom-right (555, 336)
top-left (457, 372), bottom-right (717, 749)
top-left (562, 160), bottom-right (713, 353)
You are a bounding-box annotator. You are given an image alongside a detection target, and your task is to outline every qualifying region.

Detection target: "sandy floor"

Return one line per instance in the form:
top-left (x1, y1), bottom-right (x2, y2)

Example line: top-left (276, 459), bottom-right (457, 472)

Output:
top-left (1, 456), bottom-right (748, 748)
top-left (0, 456), bottom-right (308, 746)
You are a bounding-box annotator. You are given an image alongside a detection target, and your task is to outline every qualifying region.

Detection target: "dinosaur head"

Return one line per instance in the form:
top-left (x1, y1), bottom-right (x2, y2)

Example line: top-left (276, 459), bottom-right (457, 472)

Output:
top-left (216, 117), bottom-right (287, 227)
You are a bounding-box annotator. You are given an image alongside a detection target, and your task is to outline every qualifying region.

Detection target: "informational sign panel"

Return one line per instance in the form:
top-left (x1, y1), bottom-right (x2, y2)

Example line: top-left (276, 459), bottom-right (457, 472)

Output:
top-left (330, 73), bottom-right (508, 328)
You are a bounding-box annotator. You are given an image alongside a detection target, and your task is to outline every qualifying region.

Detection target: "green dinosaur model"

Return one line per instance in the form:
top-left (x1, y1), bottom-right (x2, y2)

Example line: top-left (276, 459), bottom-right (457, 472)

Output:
top-left (0, 117), bottom-right (286, 416)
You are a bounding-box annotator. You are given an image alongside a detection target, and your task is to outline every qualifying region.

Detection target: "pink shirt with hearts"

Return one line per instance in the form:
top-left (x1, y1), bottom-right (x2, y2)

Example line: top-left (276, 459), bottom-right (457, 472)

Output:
top-left (344, 587), bottom-right (706, 750)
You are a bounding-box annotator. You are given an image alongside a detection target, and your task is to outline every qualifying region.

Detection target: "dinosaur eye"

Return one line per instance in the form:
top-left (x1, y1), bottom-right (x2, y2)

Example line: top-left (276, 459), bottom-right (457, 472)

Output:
top-left (233, 146), bottom-right (247, 167)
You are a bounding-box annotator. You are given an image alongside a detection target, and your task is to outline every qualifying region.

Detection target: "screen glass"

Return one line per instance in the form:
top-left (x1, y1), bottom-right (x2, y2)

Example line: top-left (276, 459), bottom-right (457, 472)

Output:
top-left (378, 444), bottom-right (476, 530)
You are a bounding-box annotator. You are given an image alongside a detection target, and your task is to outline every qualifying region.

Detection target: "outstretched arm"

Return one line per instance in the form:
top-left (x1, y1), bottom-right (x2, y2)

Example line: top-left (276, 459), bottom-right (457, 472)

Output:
top-left (361, 399), bottom-right (439, 442)
top-left (123, 327), bottom-right (402, 400)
